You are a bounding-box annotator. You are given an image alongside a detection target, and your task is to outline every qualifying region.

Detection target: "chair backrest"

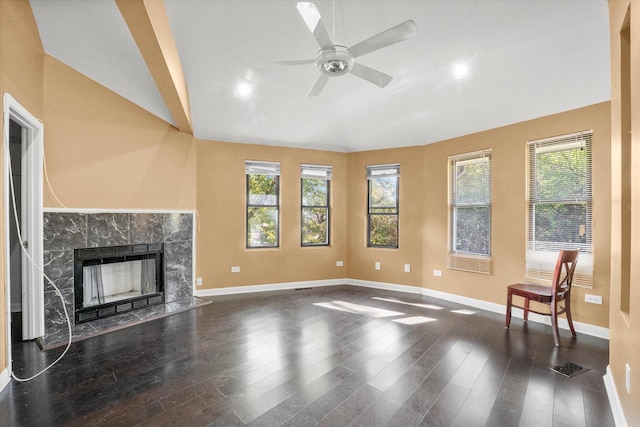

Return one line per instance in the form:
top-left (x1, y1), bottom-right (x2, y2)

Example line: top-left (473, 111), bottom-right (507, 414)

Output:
top-left (551, 249), bottom-right (580, 298)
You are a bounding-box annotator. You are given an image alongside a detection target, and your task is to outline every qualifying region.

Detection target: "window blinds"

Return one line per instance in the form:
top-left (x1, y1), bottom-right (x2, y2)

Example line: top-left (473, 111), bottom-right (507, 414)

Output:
top-left (245, 160), bottom-right (280, 175)
top-left (448, 150), bottom-right (492, 274)
top-left (366, 163), bottom-right (400, 179)
top-left (301, 164), bottom-right (332, 179)
top-left (526, 131), bottom-right (593, 287)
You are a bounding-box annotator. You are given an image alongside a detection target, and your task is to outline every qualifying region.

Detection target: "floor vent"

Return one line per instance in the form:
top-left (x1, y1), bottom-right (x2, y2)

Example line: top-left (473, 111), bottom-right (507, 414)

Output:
top-left (550, 361), bottom-right (590, 377)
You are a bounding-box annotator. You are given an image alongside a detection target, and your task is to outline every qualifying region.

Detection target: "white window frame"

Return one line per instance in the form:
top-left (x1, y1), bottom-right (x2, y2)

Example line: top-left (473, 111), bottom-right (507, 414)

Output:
top-left (448, 150), bottom-right (492, 274)
top-left (526, 131), bottom-right (593, 287)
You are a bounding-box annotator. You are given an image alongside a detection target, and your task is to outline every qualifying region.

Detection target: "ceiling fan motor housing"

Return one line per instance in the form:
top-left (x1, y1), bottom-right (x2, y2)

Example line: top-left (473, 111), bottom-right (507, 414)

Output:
top-left (316, 46), bottom-right (354, 77)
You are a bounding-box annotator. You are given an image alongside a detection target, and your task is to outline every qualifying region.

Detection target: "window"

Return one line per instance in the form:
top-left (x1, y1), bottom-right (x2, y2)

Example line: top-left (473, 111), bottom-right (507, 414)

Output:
top-left (527, 131), bottom-right (593, 287)
top-left (301, 164), bottom-right (332, 246)
top-left (246, 161), bottom-right (280, 248)
top-left (367, 164), bottom-right (399, 248)
top-left (448, 150), bottom-right (492, 273)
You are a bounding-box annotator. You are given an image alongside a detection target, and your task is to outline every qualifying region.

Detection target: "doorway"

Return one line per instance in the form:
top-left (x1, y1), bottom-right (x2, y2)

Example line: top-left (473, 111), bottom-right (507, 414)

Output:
top-left (3, 94), bottom-right (44, 372)
top-left (9, 118), bottom-right (24, 341)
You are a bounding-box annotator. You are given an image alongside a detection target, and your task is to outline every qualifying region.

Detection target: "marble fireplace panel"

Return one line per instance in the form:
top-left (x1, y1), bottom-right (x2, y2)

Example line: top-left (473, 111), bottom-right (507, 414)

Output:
top-left (41, 211), bottom-right (195, 347)
top-left (130, 213), bottom-right (164, 244)
top-left (165, 241), bottom-right (193, 302)
top-left (87, 213), bottom-right (130, 247)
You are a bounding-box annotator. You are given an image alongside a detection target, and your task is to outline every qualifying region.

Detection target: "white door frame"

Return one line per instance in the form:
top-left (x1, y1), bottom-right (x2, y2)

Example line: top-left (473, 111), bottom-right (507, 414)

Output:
top-left (3, 93), bottom-right (44, 357)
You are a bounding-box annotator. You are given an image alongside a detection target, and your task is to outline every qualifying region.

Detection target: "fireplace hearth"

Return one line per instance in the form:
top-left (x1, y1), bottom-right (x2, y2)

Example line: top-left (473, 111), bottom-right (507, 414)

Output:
top-left (74, 243), bottom-right (165, 323)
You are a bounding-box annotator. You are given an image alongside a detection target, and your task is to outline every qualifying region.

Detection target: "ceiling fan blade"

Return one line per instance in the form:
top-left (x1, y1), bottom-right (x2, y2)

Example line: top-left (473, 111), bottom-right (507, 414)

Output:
top-left (348, 20), bottom-right (418, 58)
top-left (307, 74), bottom-right (330, 97)
top-left (349, 63), bottom-right (392, 88)
top-left (271, 59), bottom-right (316, 66)
top-left (296, 2), bottom-right (335, 51)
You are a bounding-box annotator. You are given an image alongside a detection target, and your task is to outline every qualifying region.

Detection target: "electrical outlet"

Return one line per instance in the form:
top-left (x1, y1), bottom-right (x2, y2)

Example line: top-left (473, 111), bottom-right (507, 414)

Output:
top-left (196, 277), bottom-right (202, 286)
top-left (404, 264), bottom-right (411, 273)
top-left (433, 269), bottom-right (442, 277)
top-left (336, 261), bottom-right (344, 267)
top-left (584, 294), bottom-right (603, 305)
top-left (375, 262), bottom-right (381, 270)
top-left (626, 364), bottom-right (631, 394)
top-left (231, 266), bottom-right (240, 273)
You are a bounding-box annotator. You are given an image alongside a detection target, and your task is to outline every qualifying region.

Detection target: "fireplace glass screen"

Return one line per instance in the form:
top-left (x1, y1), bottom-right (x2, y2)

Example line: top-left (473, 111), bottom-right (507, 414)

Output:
top-left (74, 243), bottom-right (164, 323)
top-left (83, 258), bottom-right (157, 307)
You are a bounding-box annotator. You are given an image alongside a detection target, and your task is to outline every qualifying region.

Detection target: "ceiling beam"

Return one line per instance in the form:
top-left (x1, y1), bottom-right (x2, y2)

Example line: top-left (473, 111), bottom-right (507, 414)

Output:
top-left (116, 0), bottom-right (192, 133)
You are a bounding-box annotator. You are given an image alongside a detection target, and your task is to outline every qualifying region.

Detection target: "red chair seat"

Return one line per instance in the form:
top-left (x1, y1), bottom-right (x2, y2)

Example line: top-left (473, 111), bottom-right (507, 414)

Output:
top-left (508, 282), bottom-right (554, 302)
top-left (505, 249), bottom-right (579, 347)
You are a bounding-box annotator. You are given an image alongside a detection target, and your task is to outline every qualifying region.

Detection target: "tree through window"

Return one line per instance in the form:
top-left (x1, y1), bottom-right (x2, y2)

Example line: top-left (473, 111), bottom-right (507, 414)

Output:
top-left (301, 164), bottom-right (331, 246)
top-left (246, 161), bottom-right (280, 248)
top-left (449, 150), bottom-right (492, 273)
top-left (367, 164), bottom-right (399, 248)
top-left (526, 131), bottom-right (593, 286)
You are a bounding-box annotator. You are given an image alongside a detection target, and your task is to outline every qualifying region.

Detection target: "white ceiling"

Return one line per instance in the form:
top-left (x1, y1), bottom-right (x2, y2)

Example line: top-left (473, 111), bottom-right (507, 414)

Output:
top-left (29, 0), bottom-right (611, 152)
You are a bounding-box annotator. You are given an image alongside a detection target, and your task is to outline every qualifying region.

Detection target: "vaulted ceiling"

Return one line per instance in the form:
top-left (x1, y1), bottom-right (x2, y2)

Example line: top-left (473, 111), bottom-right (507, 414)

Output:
top-left (29, 0), bottom-right (610, 152)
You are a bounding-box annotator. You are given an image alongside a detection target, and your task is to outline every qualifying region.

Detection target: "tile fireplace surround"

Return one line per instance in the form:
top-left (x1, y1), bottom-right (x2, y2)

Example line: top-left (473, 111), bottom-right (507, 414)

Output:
top-left (40, 210), bottom-right (207, 349)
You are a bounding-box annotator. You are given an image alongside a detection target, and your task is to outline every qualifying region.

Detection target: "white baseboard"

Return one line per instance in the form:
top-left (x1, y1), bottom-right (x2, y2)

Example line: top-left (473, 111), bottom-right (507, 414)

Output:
top-left (421, 286), bottom-right (506, 314)
top-left (196, 278), bottom-right (609, 340)
top-left (345, 279), bottom-right (423, 295)
top-left (194, 279), bottom-right (346, 297)
top-left (0, 368), bottom-right (10, 393)
top-left (506, 307), bottom-right (609, 340)
top-left (604, 365), bottom-right (628, 427)
top-left (346, 279), bottom-right (608, 340)
top-left (420, 285), bottom-right (609, 340)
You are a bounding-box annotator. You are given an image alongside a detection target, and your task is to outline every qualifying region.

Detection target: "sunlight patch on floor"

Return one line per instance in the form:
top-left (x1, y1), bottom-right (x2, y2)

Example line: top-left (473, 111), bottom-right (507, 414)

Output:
top-left (392, 316), bottom-right (438, 325)
top-left (372, 296), bottom-right (444, 310)
top-left (313, 301), bottom-right (404, 318)
top-left (451, 309), bottom-right (476, 315)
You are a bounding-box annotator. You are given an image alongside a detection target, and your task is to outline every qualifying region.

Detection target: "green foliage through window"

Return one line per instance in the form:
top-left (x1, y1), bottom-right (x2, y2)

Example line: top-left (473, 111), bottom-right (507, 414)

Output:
top-left (369, 213), bottom-right (398, 247)
top-left (529, 136), bottom-right (592, 251)
top-left (451, 153), bottom-right (491, 256)
top-left (367, 166), bottom-right (399, 248)
top-left (302, 177), bottom-right (330, 245)
top-left (247, 171), bottom-right (279, 247)
top-left (526, 132), bottom-right (593, 286)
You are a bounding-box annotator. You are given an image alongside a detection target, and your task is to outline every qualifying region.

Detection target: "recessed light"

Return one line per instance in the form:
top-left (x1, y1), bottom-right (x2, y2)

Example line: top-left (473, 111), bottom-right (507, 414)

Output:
top-left (236, 82), bottom-right (253, 97)
top-left (453, 63), bottom-right (469, 79)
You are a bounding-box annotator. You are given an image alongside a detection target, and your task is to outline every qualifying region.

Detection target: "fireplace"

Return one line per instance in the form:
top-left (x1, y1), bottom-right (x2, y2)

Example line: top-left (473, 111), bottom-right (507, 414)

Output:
top-left (74, 243), bottom-right (165, 323)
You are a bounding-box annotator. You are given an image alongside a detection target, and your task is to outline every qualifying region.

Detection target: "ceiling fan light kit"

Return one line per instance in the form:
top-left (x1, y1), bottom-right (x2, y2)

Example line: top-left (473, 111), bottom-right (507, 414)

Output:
top-left (287, 1), bottom-right (418, 96)
top-left (317, 46), bottom-right (353, 76)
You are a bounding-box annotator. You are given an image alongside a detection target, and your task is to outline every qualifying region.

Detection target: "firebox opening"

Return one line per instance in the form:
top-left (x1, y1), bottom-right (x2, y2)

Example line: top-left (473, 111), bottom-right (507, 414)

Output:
top-left (74, 243), bottom-right (164, 323)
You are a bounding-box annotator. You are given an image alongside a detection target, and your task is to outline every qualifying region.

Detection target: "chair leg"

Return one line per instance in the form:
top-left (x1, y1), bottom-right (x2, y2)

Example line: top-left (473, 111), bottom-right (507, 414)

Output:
top-left (551, 301), bottom-right (560, 347)
top-left (564, 295), bottom-right (577, 337)
top-left (506, 290), bottom-right (512, 329)
top-left (523, 298), bottom-right (530, 322)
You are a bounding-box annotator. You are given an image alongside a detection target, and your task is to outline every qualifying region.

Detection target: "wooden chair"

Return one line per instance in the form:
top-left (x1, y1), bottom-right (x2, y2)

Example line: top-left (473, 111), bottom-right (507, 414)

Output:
top-left (505, 249), bottom-right (580, 346)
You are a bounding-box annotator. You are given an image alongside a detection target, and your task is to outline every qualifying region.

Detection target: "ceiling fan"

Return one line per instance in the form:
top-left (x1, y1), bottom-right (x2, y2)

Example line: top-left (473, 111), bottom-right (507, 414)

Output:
top-left (281, 2), bottom-right (418, 96)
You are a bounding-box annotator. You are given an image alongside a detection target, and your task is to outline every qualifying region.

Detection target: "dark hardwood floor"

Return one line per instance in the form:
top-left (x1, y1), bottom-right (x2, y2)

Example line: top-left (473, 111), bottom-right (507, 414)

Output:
top-left (1, 285), bottom-right (614, 427)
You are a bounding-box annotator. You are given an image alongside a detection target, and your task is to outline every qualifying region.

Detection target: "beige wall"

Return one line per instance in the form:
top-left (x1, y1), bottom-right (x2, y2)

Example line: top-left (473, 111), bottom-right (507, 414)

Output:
top-left (200, 102), bottom-right (611, 324)
top-left (346, 146), bottom-right (424, 287)
top-left (609, 1), bottom-right (640, 425)
top-left (196, 140), bottom-right (347, 288)
top-left (418, 103), bottom-right (611, 327)
top-left (42, 57), bottom-right (197, 210)
top-left (0, 0), bottom-right (45, 379)
top-left (346, 104), bottom-right (610, 327)
top-left (0, 0), bottom-right (198, 378)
